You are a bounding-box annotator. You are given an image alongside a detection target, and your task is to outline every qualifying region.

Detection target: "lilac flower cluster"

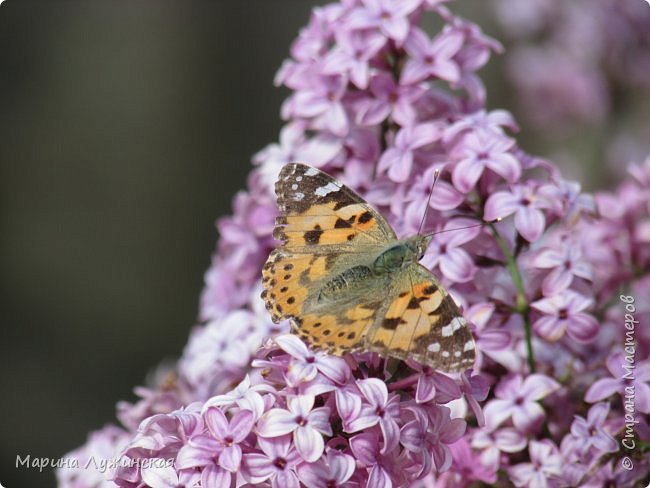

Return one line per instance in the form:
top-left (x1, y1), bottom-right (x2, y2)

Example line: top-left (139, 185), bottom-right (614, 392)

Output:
top-left (58, 1), bottom-right (650, 487)
top-left (492, 0), bottom-right (650, 169)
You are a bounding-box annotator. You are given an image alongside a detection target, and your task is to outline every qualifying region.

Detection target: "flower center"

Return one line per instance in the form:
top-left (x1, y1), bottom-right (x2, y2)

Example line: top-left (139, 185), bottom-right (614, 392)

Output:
top-left (295, 415), bottom-right (308, 426)
top-left (558, 308), bottom-right (569, 320)
top-left (306, 356), bottom-right (316, 364)
top-left (273, 457), bottom-right (287, 470)
top-left (375, 406), bottom-right (385, 417)
top-left (223, 435), bottom-right (234, 447)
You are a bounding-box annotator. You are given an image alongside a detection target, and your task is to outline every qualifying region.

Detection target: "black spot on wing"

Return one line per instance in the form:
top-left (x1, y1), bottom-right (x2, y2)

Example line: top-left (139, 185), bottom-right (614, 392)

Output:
top-left (407, 297), bottom-right (419, 309)
top-left (334, 216), bottom-right (355, 228)
top-left (382, 317), bottom-right (405, 330)
top-left (423, 284), bottom-right (438, 295)
top-left (304, 225), bottom-right (323, 244)
top-left (358, 211), bottom-right (373, 223)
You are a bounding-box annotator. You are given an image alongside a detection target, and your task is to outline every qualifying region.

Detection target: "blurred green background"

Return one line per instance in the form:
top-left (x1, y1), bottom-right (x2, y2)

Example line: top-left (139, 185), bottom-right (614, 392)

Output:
top-left (1, 1), bottom-right (648, 487)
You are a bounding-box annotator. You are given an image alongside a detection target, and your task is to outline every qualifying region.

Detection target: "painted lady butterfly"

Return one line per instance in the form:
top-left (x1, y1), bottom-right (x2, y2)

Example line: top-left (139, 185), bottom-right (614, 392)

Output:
top-left (261, 163), bottom-right (475, 372)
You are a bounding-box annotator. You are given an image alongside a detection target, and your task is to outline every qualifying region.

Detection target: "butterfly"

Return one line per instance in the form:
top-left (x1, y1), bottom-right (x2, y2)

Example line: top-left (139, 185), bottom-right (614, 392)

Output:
top-left (261, 163), bottom-right (475, 372)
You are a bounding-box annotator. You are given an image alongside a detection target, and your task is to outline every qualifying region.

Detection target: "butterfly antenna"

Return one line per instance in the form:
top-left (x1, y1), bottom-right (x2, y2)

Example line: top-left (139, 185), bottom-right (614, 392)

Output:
top-left (417, 169), bottom-right (440, 236)
top-left (425, 217), bottom-right (502, 238)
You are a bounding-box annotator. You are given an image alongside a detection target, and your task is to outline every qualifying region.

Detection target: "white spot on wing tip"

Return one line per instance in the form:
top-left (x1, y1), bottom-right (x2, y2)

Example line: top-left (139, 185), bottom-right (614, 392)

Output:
top-left (441, 317), bottom-right (464, 337)
top-left (463, 340), bottom-right (475, 352)
top-left (305, 167), bottom-right (319, 176)
top-left (314, 182), bottom-right (340, 197)
top-left (427, 342), bottom-right (441, 353)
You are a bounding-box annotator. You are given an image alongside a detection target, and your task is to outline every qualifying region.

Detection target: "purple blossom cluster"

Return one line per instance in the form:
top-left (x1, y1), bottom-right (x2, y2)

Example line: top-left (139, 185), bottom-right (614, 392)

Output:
top-left (492, 0), bottom-right (650, 169)
top-left (58, 1), bottom-right (650, 487)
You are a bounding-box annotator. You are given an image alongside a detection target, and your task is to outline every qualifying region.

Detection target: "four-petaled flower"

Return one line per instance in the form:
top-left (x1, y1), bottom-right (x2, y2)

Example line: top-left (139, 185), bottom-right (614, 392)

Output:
top-left (531, 290), bottom-right (599, 343)
top-left (451, 131), bottom-right (521, 194)
top-left (508, 440), bottom-right (563, 488)
top-left (348, 0), bottom-right (421, 46)
top-left (484, 182), bottom-right (549, 241)
top-left (484, 374), bottom-right (560, 432)
top-left (421, 218), bottom-right (481, 283)
top-left (402, 27), bottom-right (464, 84)
top-left (569, 402), bottom-right (618, 456)
top-left (378, 122), bottom-right (441, 182)
top-left (257, 395), bottom-right (333, 462)
top-left (532, 244), bottom-right (593, 296)
top-left (297, 449), bottom-right (356, 488)
top-left (400, 405), bottom-right (466, 472)
top-left (346, 378), bottom-right (402, 454)
top-left (276, 334), bottom-right (350, 386)
top-left (242, 435), bottom-right (302, 488)
top-left (471, 426), bottom-right (527, 469)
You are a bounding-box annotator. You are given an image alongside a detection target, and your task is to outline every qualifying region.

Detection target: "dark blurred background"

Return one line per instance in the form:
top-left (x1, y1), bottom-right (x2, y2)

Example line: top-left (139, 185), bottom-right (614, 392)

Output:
top-left (0, 2), bottom-right (319, 486)
top-left (1, 1), bottom-right (648, 486)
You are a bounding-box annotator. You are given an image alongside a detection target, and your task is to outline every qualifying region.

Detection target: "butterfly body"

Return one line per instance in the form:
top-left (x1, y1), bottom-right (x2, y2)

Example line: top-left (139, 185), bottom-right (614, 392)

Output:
top-left (262, 163), bottom-right (475, 372)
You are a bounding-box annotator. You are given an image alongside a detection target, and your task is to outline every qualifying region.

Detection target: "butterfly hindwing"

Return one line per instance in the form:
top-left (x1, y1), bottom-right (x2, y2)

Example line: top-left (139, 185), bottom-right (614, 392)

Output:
top-left (367, 264), bottom-right (475, 372)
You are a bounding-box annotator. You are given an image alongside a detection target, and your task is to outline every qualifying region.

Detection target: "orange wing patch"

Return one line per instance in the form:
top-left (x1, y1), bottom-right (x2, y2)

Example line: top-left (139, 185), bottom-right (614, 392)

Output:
top-left (295, 302), bottom-right (380, 355)
top-left (274, 203), bottom-right (383, 248)
top-left (368, 280), bottom-right (443, 358)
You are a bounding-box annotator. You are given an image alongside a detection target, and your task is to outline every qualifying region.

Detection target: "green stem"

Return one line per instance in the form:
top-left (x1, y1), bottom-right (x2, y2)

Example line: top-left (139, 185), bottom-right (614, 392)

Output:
top-left (489, 224), bottom-right (536, 373)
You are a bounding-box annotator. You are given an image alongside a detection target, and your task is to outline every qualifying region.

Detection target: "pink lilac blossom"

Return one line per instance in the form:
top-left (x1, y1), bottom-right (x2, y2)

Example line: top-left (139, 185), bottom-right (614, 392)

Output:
top-left (59, 1), bottom-right (650, 487)
top-left (492, 0), bottom-right (650, 171)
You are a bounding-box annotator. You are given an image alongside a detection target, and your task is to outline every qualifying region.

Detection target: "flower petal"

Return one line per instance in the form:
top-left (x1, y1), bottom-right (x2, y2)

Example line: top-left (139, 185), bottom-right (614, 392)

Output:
top-left (328, 451), bottom-right (355, 483)
top-left (288, 395), bottom-right (315, 417)
top-left (229, 409), bottom-right (255, 442)
top-left (273, 470), bottom-right (300, 488)
top-left (484, 190), bottom-right (519, 221)
top-left (585, 378), bottom-right (622, 403)
top-left (521, 374), bottom-right (561, 401)
top-left (257, 408), bottom-right (297, 437)
top-left (294, 426), bottom-right (325, 463)
top-left (514, 207), bottom-right (545, 242)
top-left (379, 418), bottom-right (401, 454)
top-left (242, 454), bottom-right (274, 483)
top-left (141, 464), bottom-right (179, 488)
top-left (315, 355), bottom-right (350, 384)
top-left (484, 399), bottom-right (515, 430)
top-left (357, 378), bottom-right (388, 408)
top-left (452, 157), bottom-right (484, 193)
top-left (533, 315), bottom-right (565, 342)
top-left (219, 445), bottom-right (242, 473)
top-left (205, 407), bottom-right (230, 440)
top-left (416, 374), bottom-right (436, 403)
top-left (202, 464), bottom-right (231, 488)
top-left (440, 248), bottom-right (476, 282)
top-left (566, 313), bottom-right (599, 343)
top-left (275, 334), bottom-right (309, 360)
